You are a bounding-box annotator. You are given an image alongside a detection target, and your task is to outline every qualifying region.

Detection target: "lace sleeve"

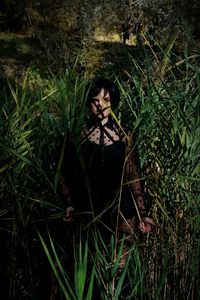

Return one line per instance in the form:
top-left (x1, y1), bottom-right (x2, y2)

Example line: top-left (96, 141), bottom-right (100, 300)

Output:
top-left (59, 176), bottom-right (72, 207)
top-left (125, 131), bottom-right (147, 217)
top-left (57, 134), bottom-right (74, 208)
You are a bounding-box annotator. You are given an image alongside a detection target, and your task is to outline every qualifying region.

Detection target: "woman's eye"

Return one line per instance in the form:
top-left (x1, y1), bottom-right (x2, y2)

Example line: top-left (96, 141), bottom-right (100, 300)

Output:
top-left (92, 99), bottom-right (98, 104)
top-left (104, 98), bottom-right (110, 102)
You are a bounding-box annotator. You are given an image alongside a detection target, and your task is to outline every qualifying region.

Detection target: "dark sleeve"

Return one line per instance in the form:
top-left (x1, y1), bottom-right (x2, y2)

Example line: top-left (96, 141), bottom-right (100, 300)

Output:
top-left (57, 134), bottom-right (75, 208)
top-left (125, 131), bottom-right (147, 218)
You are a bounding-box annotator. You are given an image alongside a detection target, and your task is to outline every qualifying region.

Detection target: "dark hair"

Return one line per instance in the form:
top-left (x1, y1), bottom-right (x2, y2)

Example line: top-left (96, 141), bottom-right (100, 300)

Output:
top-left (85, 78), bottom-right (120, 109)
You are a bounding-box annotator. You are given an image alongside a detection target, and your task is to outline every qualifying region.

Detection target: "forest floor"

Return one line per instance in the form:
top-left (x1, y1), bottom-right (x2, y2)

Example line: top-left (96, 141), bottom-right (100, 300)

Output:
top-left (0, 30), bottom-right (145, 87)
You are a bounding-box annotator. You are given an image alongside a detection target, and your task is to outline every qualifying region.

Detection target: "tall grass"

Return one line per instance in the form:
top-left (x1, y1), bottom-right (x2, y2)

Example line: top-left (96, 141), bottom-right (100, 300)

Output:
top-left (0, 68), bottom-right (87, 298)
top-left (118, 39), bottom-right (200, 299)
top-left (0, 38), bottom-right (199, 299)
top-left (38, 230), bottom-right (95, 300)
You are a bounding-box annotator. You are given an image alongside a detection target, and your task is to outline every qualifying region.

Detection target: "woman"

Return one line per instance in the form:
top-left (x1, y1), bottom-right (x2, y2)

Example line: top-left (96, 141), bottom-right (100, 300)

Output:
top-left (59, 77), bottom-right (153, 240)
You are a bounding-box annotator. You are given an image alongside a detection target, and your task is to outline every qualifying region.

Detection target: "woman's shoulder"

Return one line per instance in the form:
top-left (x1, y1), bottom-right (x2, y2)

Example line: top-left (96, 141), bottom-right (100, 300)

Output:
top-left (81, 123), bottom-right (91, 142)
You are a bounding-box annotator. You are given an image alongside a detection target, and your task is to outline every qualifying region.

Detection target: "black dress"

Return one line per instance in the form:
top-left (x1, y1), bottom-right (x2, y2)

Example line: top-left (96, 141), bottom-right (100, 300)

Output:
top-left (81, 138), bottom-right (125, 215)
top-left (61, 117), bottom-right (135, 232)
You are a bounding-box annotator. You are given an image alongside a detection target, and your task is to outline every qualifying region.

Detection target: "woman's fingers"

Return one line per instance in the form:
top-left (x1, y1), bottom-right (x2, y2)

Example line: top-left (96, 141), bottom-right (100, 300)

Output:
top-left (63, 206), bottom-right (74, 223)
top-left (138, 219), bottom-right (152, 233)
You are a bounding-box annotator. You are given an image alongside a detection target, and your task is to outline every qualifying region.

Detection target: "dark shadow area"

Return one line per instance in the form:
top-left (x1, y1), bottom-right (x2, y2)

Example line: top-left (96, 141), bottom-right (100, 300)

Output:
top-left (0, 33), bottom-right (43, 85)
top-left (93, 39), bottom-right (148, 78)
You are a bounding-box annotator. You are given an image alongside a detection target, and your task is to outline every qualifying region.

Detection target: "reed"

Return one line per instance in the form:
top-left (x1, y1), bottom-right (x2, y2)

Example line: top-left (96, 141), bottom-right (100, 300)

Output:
top-left (0, 36), bottom-right (199, 299)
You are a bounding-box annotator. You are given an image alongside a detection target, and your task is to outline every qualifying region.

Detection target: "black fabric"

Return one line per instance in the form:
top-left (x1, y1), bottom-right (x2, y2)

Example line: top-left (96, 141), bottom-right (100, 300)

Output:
top-left (61, 119), bottom-right (136, 230)
top-left (81, 139), bottom-right (125, 214)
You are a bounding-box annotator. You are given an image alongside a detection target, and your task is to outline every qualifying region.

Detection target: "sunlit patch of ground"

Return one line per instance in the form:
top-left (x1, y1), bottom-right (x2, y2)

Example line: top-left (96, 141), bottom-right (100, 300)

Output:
top-left (94, 31), bottom-right (137, 46)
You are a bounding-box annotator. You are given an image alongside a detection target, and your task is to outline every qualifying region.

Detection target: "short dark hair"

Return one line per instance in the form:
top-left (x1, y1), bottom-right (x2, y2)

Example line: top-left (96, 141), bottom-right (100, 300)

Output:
top-left (85, 78), bottom-right (120, 109)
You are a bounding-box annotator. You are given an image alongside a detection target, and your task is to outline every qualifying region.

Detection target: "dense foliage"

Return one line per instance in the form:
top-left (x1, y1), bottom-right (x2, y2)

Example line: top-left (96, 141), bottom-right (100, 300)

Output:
top-left (0, 1), bottom-right (200, 299)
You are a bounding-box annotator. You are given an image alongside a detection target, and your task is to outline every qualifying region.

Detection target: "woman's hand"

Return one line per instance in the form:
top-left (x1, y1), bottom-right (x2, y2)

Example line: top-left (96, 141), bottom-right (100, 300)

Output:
top-left (63, 206), bottom-right (74, 223)
top-left (138, 217), bottom-right (155, 234)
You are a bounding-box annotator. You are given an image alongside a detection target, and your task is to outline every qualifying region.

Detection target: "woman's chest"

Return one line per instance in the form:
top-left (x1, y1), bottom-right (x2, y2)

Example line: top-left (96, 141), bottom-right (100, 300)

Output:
top-left (82, 140), bottom-right (125, 171)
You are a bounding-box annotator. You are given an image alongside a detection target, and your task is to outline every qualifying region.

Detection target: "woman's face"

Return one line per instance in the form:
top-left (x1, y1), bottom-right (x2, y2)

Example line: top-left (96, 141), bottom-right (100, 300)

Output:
top-left (90, 88), bottom-right (111, 119)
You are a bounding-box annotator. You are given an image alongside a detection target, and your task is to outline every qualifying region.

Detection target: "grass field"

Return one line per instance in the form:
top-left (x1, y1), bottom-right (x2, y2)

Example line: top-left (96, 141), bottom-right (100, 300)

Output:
top-left (0, 30), bottom-right (200, 299)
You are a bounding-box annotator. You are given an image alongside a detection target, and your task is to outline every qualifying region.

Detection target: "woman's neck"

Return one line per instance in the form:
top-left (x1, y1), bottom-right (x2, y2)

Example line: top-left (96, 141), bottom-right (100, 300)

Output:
top-left (86, 116), bottom-right (110, 129)
top-left (100, 116), bottom-right (109, 126)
